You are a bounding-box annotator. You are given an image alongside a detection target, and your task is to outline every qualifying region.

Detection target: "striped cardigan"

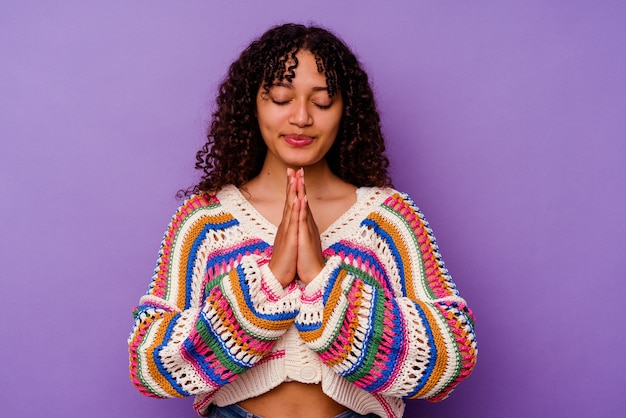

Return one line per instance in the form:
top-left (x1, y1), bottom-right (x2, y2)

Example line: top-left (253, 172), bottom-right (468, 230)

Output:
top-left (128, 185), bottom-right (477, 417)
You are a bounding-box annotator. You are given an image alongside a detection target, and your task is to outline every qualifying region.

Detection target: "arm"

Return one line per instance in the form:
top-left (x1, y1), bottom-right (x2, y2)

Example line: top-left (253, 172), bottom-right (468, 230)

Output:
top-left (295, 191), bottom-right (477, 401)
top-left (128, 194), bottom-right (301, 398)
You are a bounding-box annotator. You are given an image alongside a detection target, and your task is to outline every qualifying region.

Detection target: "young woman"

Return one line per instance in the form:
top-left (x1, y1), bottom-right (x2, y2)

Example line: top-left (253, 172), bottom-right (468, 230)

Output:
top-left (128, 23), bottom-right (477, 418)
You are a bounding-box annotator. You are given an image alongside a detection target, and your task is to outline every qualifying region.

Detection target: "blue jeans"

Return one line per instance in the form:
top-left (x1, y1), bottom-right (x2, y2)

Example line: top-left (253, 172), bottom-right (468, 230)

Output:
top-left (207, 404), bottom-right (379, 418)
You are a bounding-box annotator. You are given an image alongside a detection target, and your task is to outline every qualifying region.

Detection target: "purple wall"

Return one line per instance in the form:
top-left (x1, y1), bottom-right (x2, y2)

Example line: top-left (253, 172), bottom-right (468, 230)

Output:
top-left (1, 1), bottom-right (624, 417)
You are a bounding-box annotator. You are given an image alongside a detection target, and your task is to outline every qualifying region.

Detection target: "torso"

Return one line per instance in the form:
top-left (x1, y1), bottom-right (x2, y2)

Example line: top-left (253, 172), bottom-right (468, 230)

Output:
top-left (235, 176), bottom-right (357, 417)
top-left (241, 178), bottom-right (357, 233)
top-left (238, 381), bottom-right (348, 418)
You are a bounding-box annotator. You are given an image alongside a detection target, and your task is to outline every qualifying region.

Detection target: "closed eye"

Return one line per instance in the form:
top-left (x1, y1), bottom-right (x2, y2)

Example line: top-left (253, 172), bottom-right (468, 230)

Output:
top-left (271, 98), bottom-right (332, 109)
top-left (271, 99), bottom-right (291, 106)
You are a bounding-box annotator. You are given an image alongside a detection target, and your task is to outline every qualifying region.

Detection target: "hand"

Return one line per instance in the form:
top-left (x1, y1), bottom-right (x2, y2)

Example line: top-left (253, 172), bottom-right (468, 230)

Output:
top-left (294, 168), bottom-right (324, 285)
top-left (269, 168), bottom-right (324, 287)
top-left (269, 168), bottom-right (300, 287)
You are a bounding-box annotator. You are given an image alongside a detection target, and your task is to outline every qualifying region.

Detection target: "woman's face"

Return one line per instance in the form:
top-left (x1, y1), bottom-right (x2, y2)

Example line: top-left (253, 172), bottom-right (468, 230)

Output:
top-left (255, 50), bottom-right (343, 170)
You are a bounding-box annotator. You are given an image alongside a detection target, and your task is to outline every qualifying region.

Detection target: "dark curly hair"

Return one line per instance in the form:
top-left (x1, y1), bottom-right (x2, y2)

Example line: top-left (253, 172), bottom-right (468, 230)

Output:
top-left (187, 23), bottom-right (391, 195)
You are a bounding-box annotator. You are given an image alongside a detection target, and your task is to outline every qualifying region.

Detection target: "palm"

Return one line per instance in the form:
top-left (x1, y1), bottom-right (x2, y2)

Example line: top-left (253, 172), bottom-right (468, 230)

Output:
top-left (269, 168), bottom-right (324, 287)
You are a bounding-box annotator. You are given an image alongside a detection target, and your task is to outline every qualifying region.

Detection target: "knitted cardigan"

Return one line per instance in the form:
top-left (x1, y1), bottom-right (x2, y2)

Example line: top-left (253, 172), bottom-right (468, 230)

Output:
top-left (128, 185), bottom-right (477, 417)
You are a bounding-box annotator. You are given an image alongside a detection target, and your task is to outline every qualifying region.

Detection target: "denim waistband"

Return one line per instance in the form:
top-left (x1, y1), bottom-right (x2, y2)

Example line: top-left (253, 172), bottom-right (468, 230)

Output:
top-left (207, 404), bottom-right (379, 418)
top-left (207, 403), bottom-right (262, 418)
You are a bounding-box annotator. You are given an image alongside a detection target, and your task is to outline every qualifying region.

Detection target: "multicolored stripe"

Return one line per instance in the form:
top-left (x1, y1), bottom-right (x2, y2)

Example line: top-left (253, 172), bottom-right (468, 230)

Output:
top-left (129, 187), bottom-right (477, 416)
top-left (129, 193), bottom-right (300, 400)
top-left (295, 191), bottom-right (476, 401)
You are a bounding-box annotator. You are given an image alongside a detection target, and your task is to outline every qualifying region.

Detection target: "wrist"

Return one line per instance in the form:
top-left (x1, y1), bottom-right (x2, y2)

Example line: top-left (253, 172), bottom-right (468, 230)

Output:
top-left (268, 260), bottom-right (295, 288)
top-left (297, 261), bottom-right (325, 285)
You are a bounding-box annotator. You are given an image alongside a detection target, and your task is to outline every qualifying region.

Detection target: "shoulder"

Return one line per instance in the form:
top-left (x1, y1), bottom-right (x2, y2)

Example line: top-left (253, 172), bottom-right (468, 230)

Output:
top-left (158, 188), bottom-right (245, 252)
top-left (175, 184), bottom-right (244, 214)
top-left (355, 187), bottom-right (432, 236)
top-left (164, 189), bottom-right (235, 236)
top-left (173, 192), bottom-right (220, 220)
top-left (357, 186), bottom-right (420, 213)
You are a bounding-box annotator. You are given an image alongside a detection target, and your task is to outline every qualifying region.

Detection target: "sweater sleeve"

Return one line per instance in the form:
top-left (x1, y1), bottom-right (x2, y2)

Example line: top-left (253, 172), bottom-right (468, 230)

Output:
top-left (128, 194), bottom-right (301, 399)
top-left (294, 191), bottom-right (477, 401)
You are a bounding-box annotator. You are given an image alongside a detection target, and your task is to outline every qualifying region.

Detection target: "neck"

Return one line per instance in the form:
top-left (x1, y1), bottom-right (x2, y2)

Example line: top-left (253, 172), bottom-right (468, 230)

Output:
top-left (247, 158), bottom-right (337, 198)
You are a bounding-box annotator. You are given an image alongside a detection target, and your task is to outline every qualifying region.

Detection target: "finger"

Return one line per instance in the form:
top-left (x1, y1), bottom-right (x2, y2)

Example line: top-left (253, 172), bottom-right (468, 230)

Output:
top-left (296, 197), bottom-right (324, 284)
top-left (297, 167), bottom-right (305, 199)
top-left (289, 169), bottom-right (300, 225)
top-left (291, 193), bottom-right (301, 229)
top-left (287, 167), bottom-right (296, 190)
top-left (271, 169), bottom-right (300, 287)
top-left (296, 168), bottom-right (316, 239)
top-left (299, 194), bottom-right (307, 224)
top-left (301, 194), bottom-right (320, 237)
top-left (281, 168), bottom-right (296, 220)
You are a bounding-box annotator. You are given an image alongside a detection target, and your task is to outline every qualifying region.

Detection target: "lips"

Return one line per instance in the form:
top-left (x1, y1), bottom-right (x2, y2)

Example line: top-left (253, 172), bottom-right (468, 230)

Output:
top-left (284, 134), bottom-right (314, 147)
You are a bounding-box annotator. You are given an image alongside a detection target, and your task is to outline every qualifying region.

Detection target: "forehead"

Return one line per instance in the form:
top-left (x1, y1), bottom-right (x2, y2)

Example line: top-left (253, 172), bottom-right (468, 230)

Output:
top-left (284, 49), bottom-right (324, 70)
top-left (271, 50), bottom-right (325, 80)
top-left (288, 52), bottom-right (327, 85)
top-left (263, 49), bottom-right (338, 97)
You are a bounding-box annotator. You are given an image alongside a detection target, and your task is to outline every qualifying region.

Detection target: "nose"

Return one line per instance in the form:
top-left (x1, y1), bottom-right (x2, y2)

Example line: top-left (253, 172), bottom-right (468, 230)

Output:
top-left (289, 100), bottom-right (313, 127)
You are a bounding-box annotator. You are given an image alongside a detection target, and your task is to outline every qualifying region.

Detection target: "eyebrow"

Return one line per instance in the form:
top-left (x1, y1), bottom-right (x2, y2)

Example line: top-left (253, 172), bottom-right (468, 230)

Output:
top-left (272, 81), bottom-right (328, 92)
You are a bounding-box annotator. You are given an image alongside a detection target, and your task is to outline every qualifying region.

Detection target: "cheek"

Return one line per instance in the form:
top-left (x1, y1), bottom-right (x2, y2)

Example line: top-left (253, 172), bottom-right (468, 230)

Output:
top-left (256, 110), bottom-right (272, 131)
top-left (328, 103), bottom-right (344, 130)
top-left (257, 106), bottom-right (285, 129)
top-left (326, 111), bottom-right (343, 133)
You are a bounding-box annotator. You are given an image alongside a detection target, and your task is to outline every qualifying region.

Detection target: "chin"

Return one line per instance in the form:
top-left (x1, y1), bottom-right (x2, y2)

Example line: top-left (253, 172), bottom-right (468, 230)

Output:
top-left (286, 158), bottom-right (325, 169)
top-left (279, 153), bottom-right (323, 168)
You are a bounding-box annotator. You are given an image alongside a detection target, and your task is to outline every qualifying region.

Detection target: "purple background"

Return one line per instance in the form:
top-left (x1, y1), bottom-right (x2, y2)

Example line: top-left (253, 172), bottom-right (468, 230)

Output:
top-left (1, 1), bottom-right (624, 417)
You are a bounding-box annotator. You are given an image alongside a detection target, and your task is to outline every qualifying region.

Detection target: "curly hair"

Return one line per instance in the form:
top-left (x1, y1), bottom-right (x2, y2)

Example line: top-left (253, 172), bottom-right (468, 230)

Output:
top-left (187, 23), bottom-right (391, 195)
